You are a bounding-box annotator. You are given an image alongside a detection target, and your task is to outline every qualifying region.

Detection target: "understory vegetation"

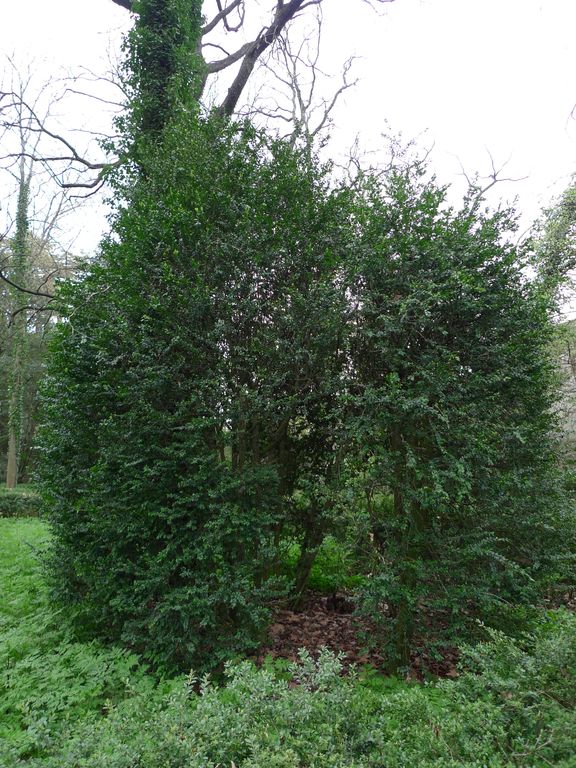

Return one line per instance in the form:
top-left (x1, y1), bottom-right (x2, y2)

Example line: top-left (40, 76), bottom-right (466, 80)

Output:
top-left (2, 518), bottom-right (576, 767)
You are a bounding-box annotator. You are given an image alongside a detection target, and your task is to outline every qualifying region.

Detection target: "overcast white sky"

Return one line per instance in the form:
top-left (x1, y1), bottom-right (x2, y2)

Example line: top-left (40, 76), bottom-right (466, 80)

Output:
top-left (2, 0), bottom-right (576, 254)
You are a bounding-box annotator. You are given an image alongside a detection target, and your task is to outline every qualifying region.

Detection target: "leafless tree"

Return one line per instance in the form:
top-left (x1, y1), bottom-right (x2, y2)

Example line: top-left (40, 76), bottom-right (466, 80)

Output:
top-left (110, 0), bottom-right (394, 117)
top-left (242, 8), bottom-right (359, 146)
top-left (0, 68), bottom-right (80, 487)
top-left (0, 65), bottom-right (80, 302)
top-left (0, 57), bottom-right (126, 196)
top-left (1, 2), bottom-right (395, 195)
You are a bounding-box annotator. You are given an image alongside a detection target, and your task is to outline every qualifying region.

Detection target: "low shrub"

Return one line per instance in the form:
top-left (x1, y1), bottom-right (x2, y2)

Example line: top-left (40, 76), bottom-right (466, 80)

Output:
top-left (0, 486), bottom-right (42, 518)
top-left (2, 615), bottom-right (574, 767)
top-left (452, 610), bottom-right (576, 765)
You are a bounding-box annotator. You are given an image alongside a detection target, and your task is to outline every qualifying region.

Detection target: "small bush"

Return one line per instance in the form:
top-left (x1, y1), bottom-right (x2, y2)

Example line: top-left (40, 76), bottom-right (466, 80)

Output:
top-left (2, 615), bottom-right (573, 767)
top-left (0, 487), bottom-right (42, 518)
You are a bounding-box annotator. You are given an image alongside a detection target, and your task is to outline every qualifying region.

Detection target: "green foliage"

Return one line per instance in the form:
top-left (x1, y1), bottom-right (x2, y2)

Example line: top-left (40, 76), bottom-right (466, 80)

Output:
top-left (452, 610), bottom-right (576, 766)
top-left (3, 174), bottom-right (30, 488)
top-left (281, 535), bottom-right (365, 594)
top-left (532, 175), bottom-right (576, 300)
top-left (0, 519), bottom-right (159, 763)
top-left (37, 0), bottom-right (573, 676)
top-left (0, 486), bottom-right (41, 517)
top-left (3, 520), bottom-right (576, 767)
top-left (40, 123), bottom-right (573, 673)
top-left (549, 319), bottom-right (576, 463)
top-left (38, 112), bottom-right (355, 673)
top-left (124, 0), bottom-right (204, 143)
top-left (348, 167), bottom-right (576, 667)
top-left (0, 228), bottom-right (73, 485)
top-left (8, 619), bottom-right (576, 767)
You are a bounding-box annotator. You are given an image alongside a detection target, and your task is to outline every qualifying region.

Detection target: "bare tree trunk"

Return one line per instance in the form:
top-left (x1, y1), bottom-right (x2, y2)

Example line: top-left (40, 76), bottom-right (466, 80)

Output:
top-left (292, 515), bottom-right (324, 609)
top-left (5, 321), bottom-right (26, 490)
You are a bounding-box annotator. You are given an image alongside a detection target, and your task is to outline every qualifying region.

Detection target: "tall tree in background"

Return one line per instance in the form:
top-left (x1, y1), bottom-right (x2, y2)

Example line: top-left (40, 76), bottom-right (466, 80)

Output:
top-left (4, 158), bottom-right (30, 488)
top-left (112, 0), bottom-right (393, 118)
top-left (0, 227), bottom-right (72, 485)
top-left (1, 69), bottom-right (76, 486)
top-left (0, 1), bottom-right (393, 196)
top-left (533, 177), bottom-right (576, 302)
top-left (533, 177), bottom-right (576, 463)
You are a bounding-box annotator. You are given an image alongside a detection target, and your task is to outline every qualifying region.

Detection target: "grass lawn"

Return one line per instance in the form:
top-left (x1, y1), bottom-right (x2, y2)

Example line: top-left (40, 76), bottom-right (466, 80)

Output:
top-left (0, 484), bottom-right (39, 496)
top-left (0, 518), bottom-right (49, 622)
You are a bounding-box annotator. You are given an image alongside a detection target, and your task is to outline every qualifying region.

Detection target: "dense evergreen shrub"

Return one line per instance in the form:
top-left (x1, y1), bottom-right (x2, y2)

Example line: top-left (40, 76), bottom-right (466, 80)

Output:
top-left (37, 0), bottom-right (355, 673)
top-left (0, 487), bottom-right (41, 517)
top-left (38, 114), bottom-right (354, 672)
top-left (37, 0), bottom-right (574, 676)
top-left (348, 168), bottom-right (576, 666)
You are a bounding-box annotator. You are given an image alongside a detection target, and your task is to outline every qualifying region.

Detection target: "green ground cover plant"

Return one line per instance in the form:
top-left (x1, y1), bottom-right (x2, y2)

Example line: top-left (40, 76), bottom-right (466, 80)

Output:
top-left (0, 519), bottom-right (160, 762)
top-left (2, 518), bottom-right (576, 767)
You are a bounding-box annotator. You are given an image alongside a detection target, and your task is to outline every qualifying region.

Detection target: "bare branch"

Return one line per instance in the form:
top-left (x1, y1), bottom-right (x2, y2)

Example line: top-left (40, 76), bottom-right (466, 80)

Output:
top-left (361, 0), bottom-right (396, 8)
top-left (60, 172), bottom-right (111, 191)
top-left (0, 270), bottom-right (54, 300)
top-left (0, 150), bottom-right (108, 172)
top-left (206, 41), bottom-right (255, 74)
top-left (8, 302), bottom-right (55, 326)
top-left (202, 42), bottom-right (234, 57)
top-left (216, 0), bottom-right (322, 117)
top-left (202, 0), bottom-right (245, 35)
top-left (1, 86), bottom-right (117, 193)
top-left (244, 8), bottom-right (357, 146)
top-left (310, 61), bottom-right (358, 139)
top-left (1, 95), bottom-right (101, 167)
top-left (62, 87), bottom-right (125, 109)
top-left (456, 150), bottom-right (529, 199)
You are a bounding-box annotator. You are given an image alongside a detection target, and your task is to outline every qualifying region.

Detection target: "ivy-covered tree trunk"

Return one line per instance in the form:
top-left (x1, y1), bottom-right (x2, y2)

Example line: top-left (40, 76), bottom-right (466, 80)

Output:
top-left (5, 166), bottom-right (30, 489)
top-left (127, 0), bottom-right (204, 145)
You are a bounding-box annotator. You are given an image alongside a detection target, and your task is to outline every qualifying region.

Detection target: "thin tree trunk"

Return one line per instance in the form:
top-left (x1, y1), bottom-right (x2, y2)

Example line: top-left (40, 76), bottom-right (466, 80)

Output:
top-left (6, 398), bottom-right (18, 489)
top-left (390, 428), bottom-right (416, 670)
top-left (5, 160), bottom-right (30, 489)
top-left (5, 327), bottom-right (26, 490)
top-left (292, 520), bottom-right (324, 609)
top-left (393, 481), bottom-right (412, 668)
